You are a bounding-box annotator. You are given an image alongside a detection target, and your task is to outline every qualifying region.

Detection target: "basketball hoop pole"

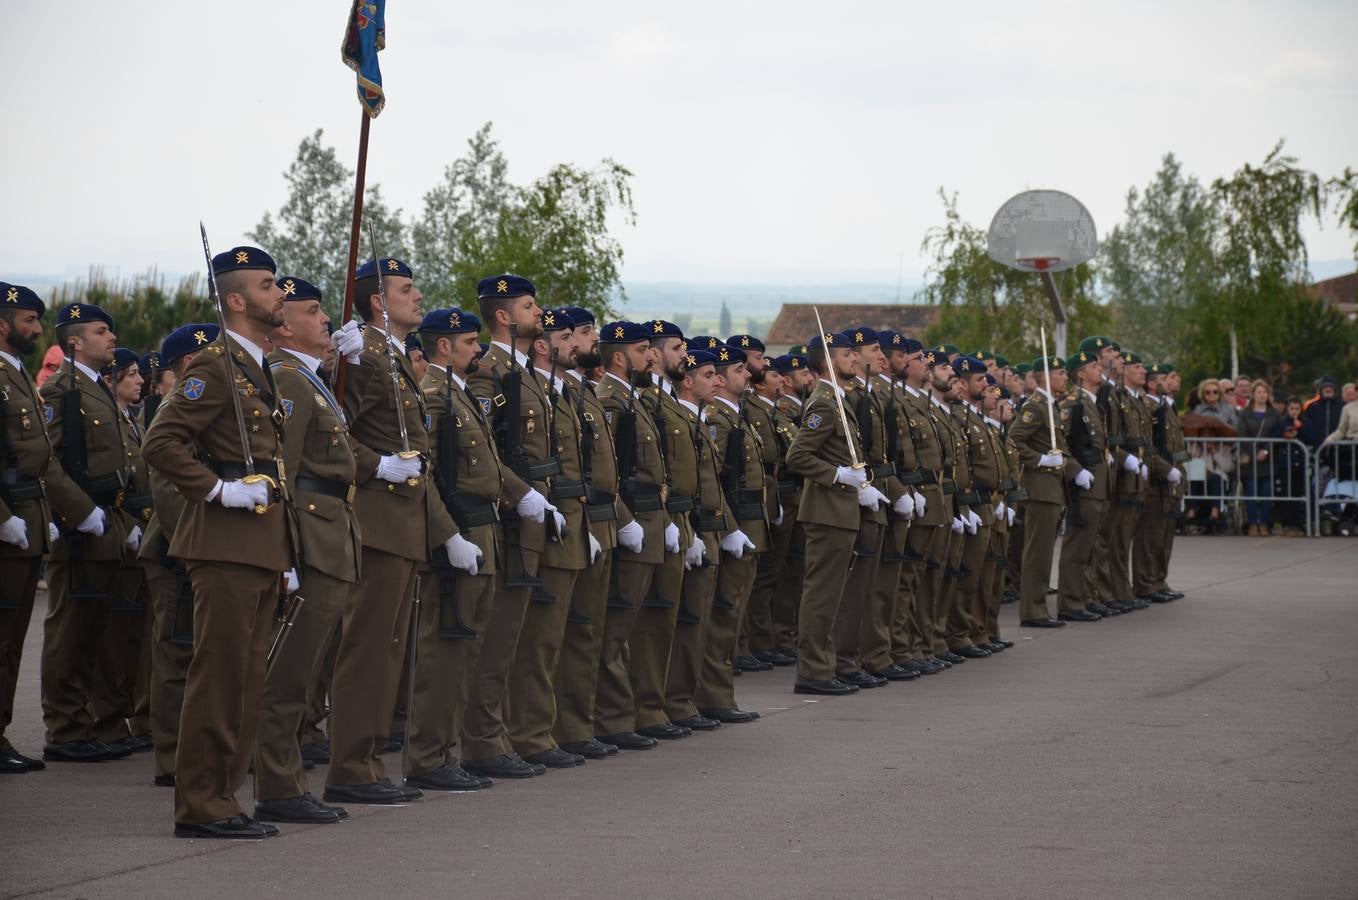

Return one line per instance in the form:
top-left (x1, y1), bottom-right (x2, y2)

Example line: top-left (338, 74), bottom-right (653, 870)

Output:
top-left (1039, 271), bottom-right (1068, 357)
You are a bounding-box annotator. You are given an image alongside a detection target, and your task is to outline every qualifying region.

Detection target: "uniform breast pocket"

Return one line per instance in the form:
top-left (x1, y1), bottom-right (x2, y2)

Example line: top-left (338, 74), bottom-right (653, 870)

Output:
top-left (458, 427), bottom-right (483, 470)
top-left (314, 413), bottom-right (345, 453)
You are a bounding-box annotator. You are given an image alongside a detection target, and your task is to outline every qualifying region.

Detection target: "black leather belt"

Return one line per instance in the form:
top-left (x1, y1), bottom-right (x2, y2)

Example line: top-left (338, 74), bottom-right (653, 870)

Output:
top-left (213, 460), bottom-right (281, 481)
top-left (295, 477), bottom-right (353, 500)
top-left (920, 470), bottom-right (938, 485)
top-left (549, 478), bottom-right (587, 502)
top-left (525, 457), bottom-right (562, 480)
top-left (622, 480), bottom-right (664, 513)
top-left (942, 479), bottom-right (958, 495)
top-left (956, 489), bottom-right (984, 506)
top-left (585, 487), bottom-right (618, 523)
top-left (901, 469), bottom-right (927, 486)
top-left (777, 479), bottom-right (799, 500)
top-left (869, 463), bottom-right (896, 480)
top-left (694, 509), bottom-right (727, 533)
top-left (665, 492), bottom-right (696, 514)
top-left (0, 469), bottom-right (44, 502)
top-left (998, 478), bottom-right (1018, 492)
top-left (729, 488), bottom-right (764, 521)
top-left (447, 491), bottom-right (500, 528)
top-left (1005, 488), bottom-right (1030, 503)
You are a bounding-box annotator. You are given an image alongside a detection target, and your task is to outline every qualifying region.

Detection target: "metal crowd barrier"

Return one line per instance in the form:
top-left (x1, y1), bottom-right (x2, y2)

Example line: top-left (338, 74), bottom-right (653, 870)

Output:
top-left (1313, 439), bottom-right (1358, 537)
top-left (1181, 436), bottom-right (1314, 537)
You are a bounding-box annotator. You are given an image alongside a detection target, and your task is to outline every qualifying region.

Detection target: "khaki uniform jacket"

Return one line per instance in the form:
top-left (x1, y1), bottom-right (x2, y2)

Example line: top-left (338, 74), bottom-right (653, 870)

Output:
top-left (269, 350), bottom-right (361, 583)
top-left (1114, 387), bottom-right (1153, 500)
top-left (939, 400), bottom-right (972, 519)
top-left (40, 361), bottom-right (134, 561)
top-left (596, 373), bottom-right (667, 565)
top-left (0, 353), bottom-right (54, 559)
top-left (467, 343), bottom-right (553, 556)
top-left (570, 374), bottom-right (628, 550)
top-left (1146, 394), bottom-right (1186, 499)
top-left (900, 386), bottom-right (947, 527)
top-left (536, 368), bottom-right (589, 570)
top-left (959, 403), bottom-right (1001, 527)
top-left (423, 364), bottom-right (529, 576)
top-left (651, 383), bottom-right (697, 551)
top-left (141, 336), bottom-right (291, 571)
top-left (788, 380), bottom-right (864, 532)
top-left (678, 400), bottom-right (733, 558)
top-left (774, 394), bottom-right (804, 425)
top-left (118, 407), bottom-right (154, 533)
top-left (742, 393), bottom-right (784, 522)
top-left (136, 464), bottom-right (186, 565)
top-left (1009, 391), bottom-right (1080, 506)
top-left (707, 397), bottom-right (770, 551)
top-left (846, 381), bottom-right (891, 527)
top-left (1062, 390), bottom-right (1111, 503)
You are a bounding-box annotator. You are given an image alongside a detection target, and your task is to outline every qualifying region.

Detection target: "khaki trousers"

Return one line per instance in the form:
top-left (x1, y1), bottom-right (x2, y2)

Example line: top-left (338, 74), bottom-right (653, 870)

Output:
top-left (326, 549), bottom-right (417, 786)
top-left (594, 555), bottom-right (656, 736)
top-left (861, 527), bottom-right (904, 673)
top-left (771, 519), bottom-right (803, 650)
top-left (744, 513), bottom-right (790, 655)
top-left (630, 547), bottom-right (683, 730)
top-left (553, 549), bottom-right (611, 747)
top-left (1058, 499), bottom-right (1109, 612)
top-left (948, 524), bottom-right (991, 650)
top-left (41, 559), bottom-right (121, 745)
top-left (697, 549), bottom-right (757, 710)
top-left (175, 560), bottom-right (277, 825)
top-left (794, 523), bottom-right (857, 682)
top-left (0, 558), bottom-right (41, 752)
top-left (983, 528), bottom-right (1007, 640)
top-left (896, 523), bottom-right (941, 661)
top-left (833, 523), bottom-right (882, 676)
top-left (508, 564), bottom-right (579, 757)
top-left (932, 529), bottom-right (965, 655)
top-left (144, 561), bottom-right (192, 777)
top-left (1018, 500), bottom-right (1063, 622)
top-left (665, 554), bottom-right (717, 722)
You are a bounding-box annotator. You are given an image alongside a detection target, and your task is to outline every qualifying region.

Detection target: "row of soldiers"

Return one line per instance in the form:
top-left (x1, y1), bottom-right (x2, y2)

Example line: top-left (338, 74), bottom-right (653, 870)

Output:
top-left (0, 256), bottom-right (1188, 840)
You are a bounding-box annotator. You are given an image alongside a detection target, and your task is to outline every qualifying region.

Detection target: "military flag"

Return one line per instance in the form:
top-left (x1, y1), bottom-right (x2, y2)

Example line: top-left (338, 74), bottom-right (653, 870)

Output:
top-left (342, 0), bottom-right (387, 117)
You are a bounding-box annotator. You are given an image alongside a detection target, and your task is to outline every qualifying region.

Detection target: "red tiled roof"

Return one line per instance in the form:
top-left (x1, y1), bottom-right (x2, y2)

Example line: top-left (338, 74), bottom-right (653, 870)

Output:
top-left (1309, 271), bottom-right (1358, 315)
top-left (765, 303), bottom-right (940, 347)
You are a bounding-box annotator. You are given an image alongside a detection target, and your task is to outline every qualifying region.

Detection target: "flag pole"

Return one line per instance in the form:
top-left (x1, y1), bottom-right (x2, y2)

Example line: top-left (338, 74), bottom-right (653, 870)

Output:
top-left (332, 113), bottom-right (370, 398)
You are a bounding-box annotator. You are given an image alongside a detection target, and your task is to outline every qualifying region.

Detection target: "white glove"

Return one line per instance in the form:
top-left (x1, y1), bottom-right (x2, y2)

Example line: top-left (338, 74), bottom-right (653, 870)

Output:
top-left (126, 525), bottom-right (142, 553)
top-left (720, 529), bottom-right (756, 558)
top-left (664, 521), bottom-right (681, 554)
top-left (516, 488), bottom-right (549, 522)
top-left (1106, 451), bottom-right (1114, 466)
top-left (283, 568), bottom-right (299, 594)
top-left (76, 507), bottom-right (107, 536)
top-left (834, 465), bottom-right (866, 488)
top-left (1122, 454), bottom-right (1141, 473)
top-left (1167, 468), bottom-right (1182, 485)
top-left (1074, 469), bottom-right (1094, 490)
top-left (0, 516), bottom-right (29, 550)
top-left (913, 491), bottom-right (927, 518)
top-left (588, 532), bottom-right (602, 564)
top-left (773, 504), bottom-right (783, 526)
top-left (48, 522), bottom-right (59, 543)
top-left (375, 453), bottom-right (422, 484)
top-left (857, 485), bottom-right (888, 509)
top-left (1139, 463), bottom-right (1149, 480)
top-left (444, 532), bottom-right (482, 575)
top-left (548, 504), bottom-right (567, 537)
top-left (963, 511), bottom-right (979, 534)
top-left (1038, 452), bottom-right (1063, 468)
top-left (968, 509), bottom-right (982, 530)
top-left (994, 501), bottom-right (1005, 519)
top-left (1006, 506), bottom-right (1016, 526)
top-left (950, 516), bottom-right (964, 534)
top-left (892, 494), bottom-right (915, 520)
top-left (617, 520), bottom-right (644, 554)
top-left (332, 320), bottom-right (364, 365)
top-left (683, 536), bottom-right (704, 570)
top-left (218, 478), bottom-right (271, 510)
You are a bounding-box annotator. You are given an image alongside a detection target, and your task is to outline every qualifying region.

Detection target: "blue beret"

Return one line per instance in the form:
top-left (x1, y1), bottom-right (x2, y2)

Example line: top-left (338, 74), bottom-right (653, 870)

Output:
top-left (139, 351), bottom-right (161, 374)
top-left (682, 349), bottom-right (718, 372)
top-left (600, 321), bottom-right (650, 344)
top-left (849, 327), bottom-right (879, 347)
top-left (56, 303), bottom-right (115, 330)
top-left (984, 373), bottom-right (997, 386)
top-left (476, 273), bottom-right (535, 299)
top-left (877, 329), bottom-right (902, 349)
top-left (951, 355), bottom-right (985, 376)
top-left (278, 275), bottom-right (323, 303)
top-left (356, 258), bottom-right (414, 280)
top-left (1, 283), bottom-right (45, 316)
top-left (712, 344), bottom-right (746, 366)
top-left (923, 348), bottom-right (945, 366)
top-left (726, 334), bottom-right (765, 352)
top-left (770, 354), bottom-right (793, 373)
top-left (687, 335), bottom-right (724, 352)
top-left (405, 333), bottom-right (423, 354)
top-left (542, 308), bottom-right (575, 332)
top-left (161, 323), bottom-right (220, 367)
top-left (648, 319), bottom-right (684, 340)
top-left (212, 246), bottom-right (276, 276)
top-left (107, 347), bottom-right (140, 374)
top-left (419, 307), bottom-right (482, 335)
top-left (778, 354), bottom-right (808, 373)
top-left (807, 330), bottom-right (857, 351)
top-left (564, 305), bottom-right (595, 326)
top-left (899, 337), bottom-right (924, 354)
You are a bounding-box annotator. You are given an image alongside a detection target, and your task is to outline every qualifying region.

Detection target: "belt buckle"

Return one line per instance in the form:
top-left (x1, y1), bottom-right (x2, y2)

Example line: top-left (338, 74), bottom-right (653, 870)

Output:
top-left (659, 484), bottom-right (669, 504)
top-left (345, 483), bottom-right (357, 504)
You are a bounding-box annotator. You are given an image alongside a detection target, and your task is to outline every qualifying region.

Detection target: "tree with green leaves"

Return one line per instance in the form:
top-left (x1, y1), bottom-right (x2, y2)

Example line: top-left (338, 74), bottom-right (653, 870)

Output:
top-left (1329, 167), bottom-right (1358, 260)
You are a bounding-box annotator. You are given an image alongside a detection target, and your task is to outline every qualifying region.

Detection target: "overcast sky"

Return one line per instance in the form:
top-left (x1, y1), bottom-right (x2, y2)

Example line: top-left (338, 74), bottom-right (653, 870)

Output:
top-left (6, 0), bottom-right (1356, 286)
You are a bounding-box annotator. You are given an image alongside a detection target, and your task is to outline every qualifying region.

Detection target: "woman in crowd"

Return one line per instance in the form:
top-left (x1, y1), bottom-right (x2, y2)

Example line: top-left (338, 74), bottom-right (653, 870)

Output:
top-left (1193, 380), bottom-right (1239, 429)
top-left (1235, 379), bottom-right (1281, 535)
top-left (1274, 398), bottom-right (1309, 536)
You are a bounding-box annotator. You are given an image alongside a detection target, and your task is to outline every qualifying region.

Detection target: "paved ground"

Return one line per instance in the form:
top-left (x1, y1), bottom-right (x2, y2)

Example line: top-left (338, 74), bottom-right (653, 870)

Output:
top-left (1, 536), bottom-right (1355, 899)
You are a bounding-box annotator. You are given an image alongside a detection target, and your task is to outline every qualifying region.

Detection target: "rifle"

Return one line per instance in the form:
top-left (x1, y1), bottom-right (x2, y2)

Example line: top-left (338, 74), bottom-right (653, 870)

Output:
top-left (494, 326), bottom-right (544, 588)
top-left (614, 358), bottom-right (639, 484)
top-left (57, 344), bottom-right (111, 602)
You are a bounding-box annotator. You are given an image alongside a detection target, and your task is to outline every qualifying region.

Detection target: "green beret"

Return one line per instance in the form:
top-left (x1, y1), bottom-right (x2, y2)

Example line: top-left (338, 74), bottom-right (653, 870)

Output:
top-left (1077, 335), bottom-right (1119, 354)
top-left (1067, 349), bottom-right (1100, 370)
top-left (1030, 355), bottom-right (1064, 372)
top-left (1120, 350), bottom-right (1143, 365)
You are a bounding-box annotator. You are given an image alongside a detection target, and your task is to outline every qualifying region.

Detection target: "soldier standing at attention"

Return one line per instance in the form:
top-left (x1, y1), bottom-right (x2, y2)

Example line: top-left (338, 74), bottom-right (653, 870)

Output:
top-left (1105, 350), bottom-right (1153, 613)
top-left (252, 275), bottom-right (361, 824)
top-left (1056, 348), bottom-right (1112, 623)
top-left (928, 351), bottom-right (974, 667)
top-left (768, 353), bottom-right (808, 658)
top-left (142, 246), bottom-right (296, 838)
top-left (408, 307), bottom-right (529, 791)
top-left (1135, 364), bottom-right (1186, 603)
top-left (592, 321), bottom-right (667, 750)
top-left (323, 257), bottom-right (435, 806)
top-left (506, 308), bottom-right (593, 768)
top-left (946, 356), bottom-right (1000, 659)
top-left (464, 275), bottom-right (564, 779)
top-left (39, 303), bottom-right (135, 763)
top-left (553, 307), bottom-right (629, 760)
top-left (0, 283), bottom-right (56, 774)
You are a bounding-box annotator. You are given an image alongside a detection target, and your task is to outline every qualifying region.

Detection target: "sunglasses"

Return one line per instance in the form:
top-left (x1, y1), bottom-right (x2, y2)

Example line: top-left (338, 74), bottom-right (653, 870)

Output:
top-left (1203, 390), bottom-right (1220, 396)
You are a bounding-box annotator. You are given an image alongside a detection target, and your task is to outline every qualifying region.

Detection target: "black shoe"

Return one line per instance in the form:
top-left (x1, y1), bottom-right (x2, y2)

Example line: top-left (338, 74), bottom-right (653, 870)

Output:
top-left (671, 714), bottom-right (721, 731)
top-left (1020, 617), bottom-right (1066, 628)
top-left (937, 651), bottom-right (966, 664)
top-left (636, 722), bottom-right (689, 741)
top-left (839, 669), bottom-right (887, 687)
top-left (774, 646), bottom-right (799, 659)
top-left (699, 706), bottom-right (760, 722)
top-left (175, 814), bottom-right (278, 840)
top-left (43, 740), bottom-right (117, 763)
top-left (596, 731), bottom-right (658, 751)
top-left (1150, 592), bottom-right (1175, 604)
top-left (831, 678), bottom-right (861, 692)
top-left (1129, 598), bottom-right (1152, 610)
top-left (1110, 601), bottom-right (1137, 614)
top-left (1164, 588), bottom-right (1185, 599)
top-left (753, 649), bottom-right (796, 667)
top-left (991, 636), bottom-right (1015, 649)
top-left (1087, 601), bottom-right (1113, 617)
top-left (378, 776), bottom-right (424, 800)
top-left (927, 656), bottom-right (953, 669)
top-left (154, 772), bottom-right (176, 787)
top-left (405, 763), bottom-right (484, 791)
top-left (300, 741), bottom-right (331, 765)
top-left (978, 641), bottom-right (1005, 653)
top-left (307, 793), bottom-right (348, 819)
top-left (871, 664), bottom-right (920, 681)
top-left (522, 748), bottom-right (586, 768)
top-left (793, 679), bottom-right (852, 696)
top-left (322, 781), bottom-right (407, 805)
top-left (255, 794), bottom-right (343, 824)
top-left (0, 746), bottom-right (44, 772)
top-left (733, 655), bottom-right (772, 672)
top-left (1058, 609), bottom-right (1101, 622)
top-left (463, 753), bottom-right (542, 778)
top-left (560, 738), bottom-right (614, 760)
top-left (954, 645), bottom-right (991, 659)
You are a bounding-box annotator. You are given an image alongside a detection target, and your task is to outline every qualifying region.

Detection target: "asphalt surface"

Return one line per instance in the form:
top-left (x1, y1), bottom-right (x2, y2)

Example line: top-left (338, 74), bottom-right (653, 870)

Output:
top-left (2, 536), bottom-right (1356, 899)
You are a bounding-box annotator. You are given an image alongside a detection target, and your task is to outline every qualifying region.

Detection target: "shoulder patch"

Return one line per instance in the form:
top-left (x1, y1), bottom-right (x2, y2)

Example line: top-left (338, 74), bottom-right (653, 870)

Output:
top-left (479, 397), bottom-right (492, 415)
top-left (804, 413), bottom-right (822, 430)
top-left (1022, 409), bottom-right (1034, 423)
top-left (709, 424), bottom-right (718, 440)
top-left (1060, 405), bottom-right (1071, 422)
top-left (44, 404), bottom-right (54, 423)
top-left (280, 398), bottom-right (294, 419)
top-left (424, 414), bottom-right (433, 431)
top-left (605, 410), bottom-right (613, 425)
top-left (182, 377), bottom-right (206, 401)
